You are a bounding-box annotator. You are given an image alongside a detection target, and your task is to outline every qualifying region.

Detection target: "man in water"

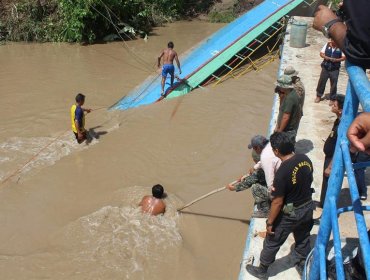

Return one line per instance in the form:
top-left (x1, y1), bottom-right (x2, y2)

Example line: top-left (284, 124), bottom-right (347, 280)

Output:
top-left (70, 93), bottom-right (91, 144)
top-left (139, 184), bottom-right (166, 215)
top-left (158, 41), bottom-right (182, 96)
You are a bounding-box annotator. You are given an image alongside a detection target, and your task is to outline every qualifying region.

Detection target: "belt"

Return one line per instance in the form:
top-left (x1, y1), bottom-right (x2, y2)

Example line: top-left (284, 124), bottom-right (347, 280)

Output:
top-left (293, 198), bottom-right (312, 208)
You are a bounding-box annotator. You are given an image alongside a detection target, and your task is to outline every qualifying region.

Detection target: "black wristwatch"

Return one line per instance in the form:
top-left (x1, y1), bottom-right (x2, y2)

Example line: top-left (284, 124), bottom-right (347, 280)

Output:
top-left (266, 220), bottom-right (273, 227)
top-left (322, 18), bottom-right (342, 38)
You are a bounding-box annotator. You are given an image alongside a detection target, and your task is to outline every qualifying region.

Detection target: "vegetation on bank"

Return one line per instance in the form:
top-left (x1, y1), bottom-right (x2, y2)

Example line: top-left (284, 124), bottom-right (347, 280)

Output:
top-left (0, 0), bottom-right (261, 43)
top-left (0, 0), bottom-right (215, 43)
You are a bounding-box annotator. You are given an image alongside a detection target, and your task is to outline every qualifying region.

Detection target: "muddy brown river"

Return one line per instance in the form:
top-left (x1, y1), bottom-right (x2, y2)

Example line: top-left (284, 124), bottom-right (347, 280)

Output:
top-left (0, 20), bottom-right (277, 279)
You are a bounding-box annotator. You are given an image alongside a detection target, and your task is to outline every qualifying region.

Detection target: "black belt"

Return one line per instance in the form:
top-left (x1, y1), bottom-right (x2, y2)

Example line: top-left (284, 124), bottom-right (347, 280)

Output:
top-left (293, 198), bottom-right (312, 208)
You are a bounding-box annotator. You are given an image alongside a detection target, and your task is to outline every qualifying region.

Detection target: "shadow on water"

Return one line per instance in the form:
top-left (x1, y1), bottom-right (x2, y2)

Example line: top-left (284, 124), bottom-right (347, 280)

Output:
top-left (295, 139), bottom-right (314, 154)
top-left (87, 126), bottom-right (108, 144)
top-left (180, 210), bottom-right (250, 225)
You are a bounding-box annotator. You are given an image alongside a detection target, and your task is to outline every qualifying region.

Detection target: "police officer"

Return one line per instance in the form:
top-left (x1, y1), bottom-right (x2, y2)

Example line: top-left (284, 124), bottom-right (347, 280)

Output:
top-left (246, 132), bottom-right (314, 278)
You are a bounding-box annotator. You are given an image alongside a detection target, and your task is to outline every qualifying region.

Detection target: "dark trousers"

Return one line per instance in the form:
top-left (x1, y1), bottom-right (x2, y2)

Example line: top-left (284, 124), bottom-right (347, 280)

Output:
top-left (260, 202), bottom-right (314, 266)
top-left (320, 156), bottom-right (332, 208)
top-left (354, 152), bottom-right (370, 197)
top-left (316, 67), bottom-right (339, 101)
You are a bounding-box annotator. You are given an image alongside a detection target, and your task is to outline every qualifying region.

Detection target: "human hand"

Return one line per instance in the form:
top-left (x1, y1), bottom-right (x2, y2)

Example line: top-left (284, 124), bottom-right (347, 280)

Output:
top-left (313, 5), bottom-right (338, 31)
top-left (266, 224), bottom-right (274, 235)
top-left (86, 108), bottom-right (92, 113)
top-left (77, 131), bottom-right (84, 140)
top-left (248, 167), bottom-right (255, 175)
top-left (347, 113), bottom-right (370, 154)
top-left (324, 166), bottom-right (331, 177)
top-left (227, 184), bottom-right (236, 191)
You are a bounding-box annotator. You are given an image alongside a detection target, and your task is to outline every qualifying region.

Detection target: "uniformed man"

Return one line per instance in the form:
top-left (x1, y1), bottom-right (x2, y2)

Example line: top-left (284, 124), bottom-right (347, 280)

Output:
top-left (246, 132), bottom-right (314, 278)
top-left (284, 65), bottom-right (305, 115)
top-left (320, 94), bottom-right (345, 207)
top-left (274, 75), bottom-right (302, 144)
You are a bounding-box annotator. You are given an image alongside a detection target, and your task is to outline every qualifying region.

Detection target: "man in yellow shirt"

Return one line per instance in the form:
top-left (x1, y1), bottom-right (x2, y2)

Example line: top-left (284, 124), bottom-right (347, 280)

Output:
top-left (70, 93), bottom-right (91, 144)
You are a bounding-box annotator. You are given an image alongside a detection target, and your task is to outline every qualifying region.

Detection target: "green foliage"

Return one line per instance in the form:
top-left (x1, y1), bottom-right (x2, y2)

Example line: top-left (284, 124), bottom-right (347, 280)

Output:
top-left (1, 0), bottom-right (185, 43)
top-left (208, 10), bottom-right (235, 23)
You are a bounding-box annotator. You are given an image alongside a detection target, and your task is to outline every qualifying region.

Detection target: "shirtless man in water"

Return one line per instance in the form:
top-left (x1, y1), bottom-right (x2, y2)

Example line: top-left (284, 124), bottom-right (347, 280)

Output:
top-left (139, 184), bottom-right (166, 215)
top-left (158, 41), bottom-right (182, 96)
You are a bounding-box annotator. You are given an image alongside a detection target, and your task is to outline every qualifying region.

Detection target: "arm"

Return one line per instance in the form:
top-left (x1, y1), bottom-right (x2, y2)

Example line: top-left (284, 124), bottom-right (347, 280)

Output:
top-left (276, 113), bottom-right (291, 132)
top-left (75, 119), bottom-right (82, 133)
top-left (335, 53), bottom-right (346, 62)
top-left (227, 174), bottom-right (248, 191)
top-left (324, 159), bottom-right (333, 177)
top-left (313, 5), bottom-right (347, 50)
top-left (139, 196), bottom-right (147, 206)
top-left (157, 50), bottom-right (164, 68)
top-left (83, 108), bottom-right (91, 113)
top-left (266, 196), bottom-right (284, 235)
top-left (320, 51), bottom-right (333, 61)
top-left (175, 53), bottom-right (181, 74)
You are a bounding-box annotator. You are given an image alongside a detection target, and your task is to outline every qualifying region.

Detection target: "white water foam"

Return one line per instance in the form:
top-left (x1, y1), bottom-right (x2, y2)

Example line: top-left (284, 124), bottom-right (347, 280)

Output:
top-left (0, 187), bottom-right (183, 280)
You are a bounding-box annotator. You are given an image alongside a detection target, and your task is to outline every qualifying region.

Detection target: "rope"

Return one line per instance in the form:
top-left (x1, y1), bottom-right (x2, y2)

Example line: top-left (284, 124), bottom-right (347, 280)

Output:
top-left (177, 179), bottom-right (239, 211)
top-left (90, 1), bottom-right (155, 73)
top-left (0, 106), bottom-right (109, 187)
top-left (89, 1), bottom-right (165, 109)
top-left (0, 128), bottom-right (70, 186)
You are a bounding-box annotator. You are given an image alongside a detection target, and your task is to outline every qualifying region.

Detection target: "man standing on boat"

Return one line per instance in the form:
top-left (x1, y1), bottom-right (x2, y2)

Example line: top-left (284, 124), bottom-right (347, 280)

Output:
top-left (71, 93), bottom-right (91, 144)
top-left (246, 132), bottom-right (314, 279)
top-left (158, 41), bottom-right (182, 97)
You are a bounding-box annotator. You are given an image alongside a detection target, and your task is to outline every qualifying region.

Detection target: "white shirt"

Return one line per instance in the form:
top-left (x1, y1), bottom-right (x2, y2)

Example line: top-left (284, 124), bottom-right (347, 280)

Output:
top-left (320, 43), bottom-right (345, 58)
top-left (260, 143), bottom-right (281, 191)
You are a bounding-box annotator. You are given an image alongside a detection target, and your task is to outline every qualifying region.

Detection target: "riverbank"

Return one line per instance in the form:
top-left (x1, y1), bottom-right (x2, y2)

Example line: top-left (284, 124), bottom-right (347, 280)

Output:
top-left (239, 16), bottom-right (362, 279)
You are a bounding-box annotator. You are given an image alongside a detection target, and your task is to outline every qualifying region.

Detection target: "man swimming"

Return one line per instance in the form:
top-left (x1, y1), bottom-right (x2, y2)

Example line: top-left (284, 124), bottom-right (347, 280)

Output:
top-left (139, 184), bottom-right (166, 216)
top-left (158, 41), bottom-right (182, 96)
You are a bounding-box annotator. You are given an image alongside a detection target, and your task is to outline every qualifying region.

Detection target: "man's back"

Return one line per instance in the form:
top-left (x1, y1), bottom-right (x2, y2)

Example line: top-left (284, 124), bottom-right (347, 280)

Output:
top-left (162, 48), bottom-right (177, 65)
top-left (140, 195), bottom-right (166, 216)
top-left (279, 90), bottom-right (301, 131)
top-left (272, 153), bottom-right (313, 204)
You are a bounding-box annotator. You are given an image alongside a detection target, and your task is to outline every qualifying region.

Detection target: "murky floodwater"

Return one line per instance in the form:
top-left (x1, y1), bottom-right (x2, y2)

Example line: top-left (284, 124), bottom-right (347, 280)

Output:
top-left (0, 20), bottom-right (277, 279)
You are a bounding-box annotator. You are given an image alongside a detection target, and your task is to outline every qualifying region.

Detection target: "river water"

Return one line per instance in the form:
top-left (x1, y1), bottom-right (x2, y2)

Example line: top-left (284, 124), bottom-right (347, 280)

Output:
top-left (0, 20), bottom-right (277, 279)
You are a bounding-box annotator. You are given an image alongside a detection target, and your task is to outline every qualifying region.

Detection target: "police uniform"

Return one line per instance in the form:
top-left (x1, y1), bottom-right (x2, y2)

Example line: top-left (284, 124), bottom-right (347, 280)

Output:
top-left (259, 153), bottom-right (314, 267)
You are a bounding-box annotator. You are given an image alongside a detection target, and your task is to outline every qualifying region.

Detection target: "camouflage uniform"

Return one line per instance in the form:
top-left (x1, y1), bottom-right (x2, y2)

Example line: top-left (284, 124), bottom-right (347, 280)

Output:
top-left (234, 169), bottom-right (269, 208)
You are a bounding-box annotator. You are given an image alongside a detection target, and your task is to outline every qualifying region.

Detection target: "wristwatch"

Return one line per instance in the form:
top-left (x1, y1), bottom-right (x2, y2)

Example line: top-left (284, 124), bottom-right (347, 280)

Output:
top-left (322, 18), bottom-right (342, 38)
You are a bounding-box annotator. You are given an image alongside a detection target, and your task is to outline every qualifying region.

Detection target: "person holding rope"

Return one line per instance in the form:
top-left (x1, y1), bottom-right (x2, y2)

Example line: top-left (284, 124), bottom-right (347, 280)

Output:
top-left (71, 93), bottom-right (91, 144)
top-left (139, 184), bottom-right (166, 216)
top-left (158, 41), bottom-right (182, 96)
top-left (246, 132), bottom-right (314, 278)
top-left (227, 150), bottom-right (270, 218)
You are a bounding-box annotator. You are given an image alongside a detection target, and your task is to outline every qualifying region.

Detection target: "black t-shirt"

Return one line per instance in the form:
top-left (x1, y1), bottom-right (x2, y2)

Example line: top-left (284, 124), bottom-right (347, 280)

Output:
top-left (343, 0), bottom-right (370, 69)
top-left (323, 118), bottom-right (340, 158)
top-left (272, 154), bottom-right (313, 204)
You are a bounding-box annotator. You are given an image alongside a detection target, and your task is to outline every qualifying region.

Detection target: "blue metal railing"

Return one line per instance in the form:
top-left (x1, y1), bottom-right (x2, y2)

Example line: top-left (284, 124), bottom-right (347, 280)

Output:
top-left (308, 61), bottom-right (370, 280)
